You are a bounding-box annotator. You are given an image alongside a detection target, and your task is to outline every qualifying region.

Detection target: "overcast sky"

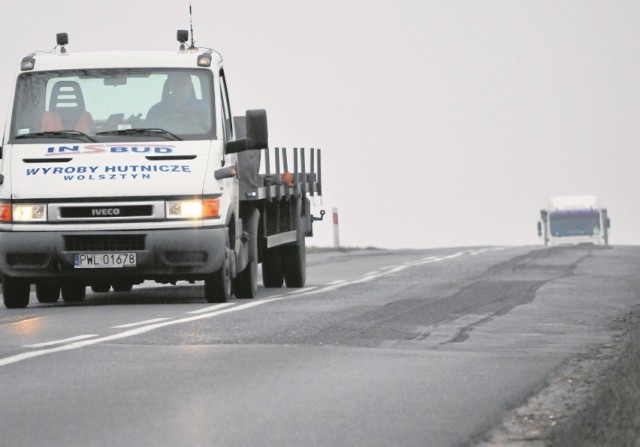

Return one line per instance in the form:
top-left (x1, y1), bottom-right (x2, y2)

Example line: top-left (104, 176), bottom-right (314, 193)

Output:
top-left (1, 0), bottom-right (640, 249)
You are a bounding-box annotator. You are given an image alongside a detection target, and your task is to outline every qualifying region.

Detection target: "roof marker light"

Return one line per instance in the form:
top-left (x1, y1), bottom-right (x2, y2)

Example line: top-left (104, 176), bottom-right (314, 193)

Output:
top-left (197, 52), bottom-right (212, 67)
top-left (20, 54), bottom-right (35, 71)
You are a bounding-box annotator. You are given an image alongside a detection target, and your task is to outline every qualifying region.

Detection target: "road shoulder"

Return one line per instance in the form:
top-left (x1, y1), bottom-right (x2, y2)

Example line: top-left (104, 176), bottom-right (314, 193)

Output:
top-left (475, 305), bottom-right (640, 446)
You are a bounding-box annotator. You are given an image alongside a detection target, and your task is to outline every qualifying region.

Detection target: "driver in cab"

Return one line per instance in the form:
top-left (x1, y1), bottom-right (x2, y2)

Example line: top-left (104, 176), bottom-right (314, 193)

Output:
top-left (146, 73), bottom-right (209, 132)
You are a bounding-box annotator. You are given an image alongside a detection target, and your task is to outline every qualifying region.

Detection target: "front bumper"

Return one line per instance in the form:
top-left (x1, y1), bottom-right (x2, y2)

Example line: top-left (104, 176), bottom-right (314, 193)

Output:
top-left (0, 226), bottom-right (227, 282)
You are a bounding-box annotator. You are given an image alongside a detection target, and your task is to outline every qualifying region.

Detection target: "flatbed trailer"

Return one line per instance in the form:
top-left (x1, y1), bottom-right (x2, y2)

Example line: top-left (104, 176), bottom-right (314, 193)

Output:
top-left (236, 144), bottom-right (324, 290)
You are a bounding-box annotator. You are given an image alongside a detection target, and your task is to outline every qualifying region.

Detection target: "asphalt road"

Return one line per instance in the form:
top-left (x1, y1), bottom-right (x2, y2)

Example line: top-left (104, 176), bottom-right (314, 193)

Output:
top-left (0, 245), bottom-right (638, 447)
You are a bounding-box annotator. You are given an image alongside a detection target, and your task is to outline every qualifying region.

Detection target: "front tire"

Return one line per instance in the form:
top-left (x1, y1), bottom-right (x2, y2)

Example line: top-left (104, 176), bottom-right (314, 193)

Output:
top-left (36, 281), bottom-right (60, 303)
top-left (91, 282), bottom-right (111, 293)
top-left (204, 236), bottom-right (232, 303)
top-left (2, 275), bottom-right (30, 309)
top-left (233, 209), bottom-right (259, 299)
top-left (61, 282), bottom-right (86, 303)
top-left (112, 281), bottom-right (133, 292)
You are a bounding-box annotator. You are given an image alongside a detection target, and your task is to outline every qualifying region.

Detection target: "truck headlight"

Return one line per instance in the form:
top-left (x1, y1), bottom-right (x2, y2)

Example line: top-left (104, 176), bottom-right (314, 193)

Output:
top-left (13, 204), bottom-right (47, 222)
top-left (166, 198), bottom-right (219, 219)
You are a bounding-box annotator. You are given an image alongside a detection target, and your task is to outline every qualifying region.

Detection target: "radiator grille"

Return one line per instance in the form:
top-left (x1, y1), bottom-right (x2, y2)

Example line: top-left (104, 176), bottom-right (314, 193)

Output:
top-left (64, 235), bottom-right (146, 252)
top-left (60, 205), bottom-right (153, 219)
top-left (48, 201), bottom-right (165, 222)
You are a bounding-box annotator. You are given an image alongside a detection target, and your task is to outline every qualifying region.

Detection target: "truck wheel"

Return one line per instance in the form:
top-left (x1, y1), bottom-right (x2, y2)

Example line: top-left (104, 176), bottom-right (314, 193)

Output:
top-left (262, 246), bottom-right (283, 288)
top-left (61, 282), bottom-right (86, 303)
top-left (233, 209), bottom-right (259, 299)
top-left (112, 281), bottom-right (133, 292)
top-left (204, 236), bottom-right (232, 303)
top-left (282, 201), bottom-right (306, 288)
top-left (91, 282), bottom-right (111, 293)
top-left (282, 225), bottom-right (306, 287)
top-left (2, 275), bottom-right (30, 309)
top-left (36, 281), bottom-right (60, 303)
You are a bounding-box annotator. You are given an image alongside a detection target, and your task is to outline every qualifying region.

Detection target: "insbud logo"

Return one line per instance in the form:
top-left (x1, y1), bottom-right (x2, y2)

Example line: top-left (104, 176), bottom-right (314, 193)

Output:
top-left (46, 145), bottom-right (175, 155)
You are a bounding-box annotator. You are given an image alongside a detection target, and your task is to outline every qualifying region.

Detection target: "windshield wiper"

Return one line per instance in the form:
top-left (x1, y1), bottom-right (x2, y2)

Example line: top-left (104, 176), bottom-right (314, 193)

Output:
top-left (95, 128), bottom-right (182, 141)
top-left (15, 130), bottom-right (96, 143)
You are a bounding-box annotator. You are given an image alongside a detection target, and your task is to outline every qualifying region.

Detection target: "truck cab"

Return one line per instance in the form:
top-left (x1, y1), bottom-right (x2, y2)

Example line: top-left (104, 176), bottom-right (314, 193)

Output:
top-left (537, 195), bottom-right (610, 246)
top-left (0, 32), bottom-right (320, 308)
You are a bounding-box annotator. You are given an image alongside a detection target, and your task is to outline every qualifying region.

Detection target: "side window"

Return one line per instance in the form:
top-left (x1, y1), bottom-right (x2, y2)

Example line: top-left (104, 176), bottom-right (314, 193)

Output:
top-left (219, 70), bottom-right (233, 141)
top-left (12, 74), bottom-right (46, 137)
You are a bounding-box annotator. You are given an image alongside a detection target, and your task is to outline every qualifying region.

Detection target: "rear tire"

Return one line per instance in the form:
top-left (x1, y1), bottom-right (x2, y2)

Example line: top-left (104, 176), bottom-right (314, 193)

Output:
top-left (36, 281), bottom-right (60, 303)
top-left (2, 275), bottom-right (30, 309)
top-left (234, 260), bottom-right (257, 298)
top-left (261, 246), bottom-right (283, 288)
top-left (282, 200), bottom-right (306, 288)
top-left (204, 235), bottom-right (232, 303)
top-left (61, 282), bottom-right (86, 303)
top-left (233, 209), bottom-right (259, 299)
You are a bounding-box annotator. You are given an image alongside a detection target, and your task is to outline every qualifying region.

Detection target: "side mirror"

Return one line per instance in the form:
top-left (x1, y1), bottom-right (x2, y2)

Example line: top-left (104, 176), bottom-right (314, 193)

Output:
top-left (537, 221), bottom-right (542, 237)
top-left (226, 109), bottom-right (268, 154)
top-left (245, 109), bottom-right (268, 149)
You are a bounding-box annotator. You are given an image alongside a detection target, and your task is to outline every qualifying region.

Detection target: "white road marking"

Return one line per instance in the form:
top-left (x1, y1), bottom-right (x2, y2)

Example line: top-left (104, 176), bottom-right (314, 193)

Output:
top-left (0, 299), bottom-right (284, 368)
top-left (0, 247), bottom-right (510, 368)
top-left (111, 318), bottom-right (171, 328)
top-left (380, 265), bottom-right (400, 270)
top-left (24, 334), bottom-right (99, 348)
top-left (186, 303), bottom-right (235, 314)
top-left (403, 256), bottom-right (439, 266)
top-left (282, 250), bottom-right (488, 296)
top-left (470, 247), bottom-right (507, 255)
top-left (285, 287), bottom-right (316, 295)
top-left (387, 265), bottom-right (411, 274)
top-left (327, 280), bottom-right (347, 285)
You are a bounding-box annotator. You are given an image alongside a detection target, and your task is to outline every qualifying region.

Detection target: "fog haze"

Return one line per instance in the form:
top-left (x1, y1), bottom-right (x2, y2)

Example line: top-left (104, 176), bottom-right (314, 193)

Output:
top-left (1, 0), bottom-right (639, 249)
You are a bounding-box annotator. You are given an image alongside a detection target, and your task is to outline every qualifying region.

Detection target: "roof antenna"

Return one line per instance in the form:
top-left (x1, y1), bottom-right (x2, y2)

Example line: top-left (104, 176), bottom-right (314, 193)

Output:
top-left (188, 0), bottom-right (196, 49)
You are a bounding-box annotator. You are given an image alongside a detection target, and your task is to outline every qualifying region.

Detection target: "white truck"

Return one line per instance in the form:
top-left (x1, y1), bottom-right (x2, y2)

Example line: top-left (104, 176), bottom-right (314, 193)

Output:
top-left (0, 31), bottom-right (323, 308)
top-left (537, 195), bottom-right (610, 246)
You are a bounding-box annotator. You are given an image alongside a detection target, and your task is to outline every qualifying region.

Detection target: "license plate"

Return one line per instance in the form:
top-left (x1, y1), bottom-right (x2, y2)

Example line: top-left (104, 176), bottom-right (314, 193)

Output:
top-left (74, 253), bottom-right (137, 268)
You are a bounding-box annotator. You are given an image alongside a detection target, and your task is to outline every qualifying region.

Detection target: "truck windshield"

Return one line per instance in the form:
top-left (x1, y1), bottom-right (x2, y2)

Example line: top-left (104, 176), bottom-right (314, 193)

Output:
top-left (10, 68), bottom-right (216, 143)
top-left (549, 211), bottom-right (600, 237)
